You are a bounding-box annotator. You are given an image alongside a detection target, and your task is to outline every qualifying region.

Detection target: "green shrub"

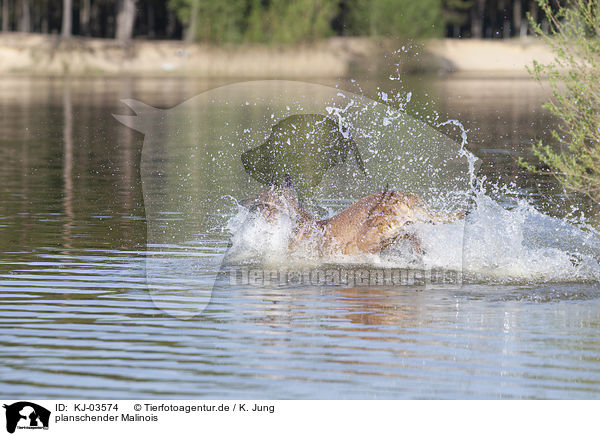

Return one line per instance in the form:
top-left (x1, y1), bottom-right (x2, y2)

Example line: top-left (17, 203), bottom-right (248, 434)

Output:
top-left (171, 0), bottom-right (339, 44)
top-left (346, 0), bottom-right (444, 39)
top-left (171, 0), bottom-right (444, 44)
top-left (521, 0), bottom-right (600, 202)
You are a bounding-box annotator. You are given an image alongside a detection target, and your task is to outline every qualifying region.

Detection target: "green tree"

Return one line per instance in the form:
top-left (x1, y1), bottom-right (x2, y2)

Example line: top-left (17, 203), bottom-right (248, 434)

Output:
top-left (443, 0), bottom-right (472, 37)
top-left (263, 0), bottom-right (338, 44)
top-left (170, 0), bottom-right (246, 43)
top-left (245, 0), bottom-right (265, 42)
top-left (345, 0), bottom-right (444, 39)
top-left (521, 0), bottom-right (600, 202)
top-left (171, 0), bottom-right (339, 44)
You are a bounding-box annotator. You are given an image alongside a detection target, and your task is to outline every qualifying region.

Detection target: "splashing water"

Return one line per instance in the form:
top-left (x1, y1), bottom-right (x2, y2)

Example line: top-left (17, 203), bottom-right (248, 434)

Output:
top-left (226, 191), bottom-right (600, 284)
top-left (433, 119), bottom-right (600, 282)
top-left (224, 79), bottom-right (600, 284)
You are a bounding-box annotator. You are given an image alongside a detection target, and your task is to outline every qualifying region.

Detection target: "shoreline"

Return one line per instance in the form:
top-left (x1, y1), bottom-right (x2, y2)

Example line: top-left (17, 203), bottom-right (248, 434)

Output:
top-left (0, 33), bottom-right (555, 78)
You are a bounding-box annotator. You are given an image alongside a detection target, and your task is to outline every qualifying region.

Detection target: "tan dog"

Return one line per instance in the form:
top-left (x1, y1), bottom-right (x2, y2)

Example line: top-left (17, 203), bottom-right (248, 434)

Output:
top-left (245, 181), bottom-right (464, 257)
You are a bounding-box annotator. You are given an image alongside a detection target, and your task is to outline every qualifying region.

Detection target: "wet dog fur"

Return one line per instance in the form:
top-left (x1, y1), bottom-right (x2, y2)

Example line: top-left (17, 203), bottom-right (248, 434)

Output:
top-left (244, 177), bottom-right (464, 257)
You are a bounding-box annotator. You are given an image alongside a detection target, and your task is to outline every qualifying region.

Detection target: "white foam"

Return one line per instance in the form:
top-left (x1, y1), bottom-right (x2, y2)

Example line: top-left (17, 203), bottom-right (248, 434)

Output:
top-left (223, 87), bottom-right (600, 285)
top-left (224, 190), bottom-right (600, 284)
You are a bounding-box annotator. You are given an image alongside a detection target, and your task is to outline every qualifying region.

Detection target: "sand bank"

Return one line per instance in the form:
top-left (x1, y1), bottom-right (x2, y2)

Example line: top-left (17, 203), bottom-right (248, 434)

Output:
top-left (0, 33), bottom-right (555, 77)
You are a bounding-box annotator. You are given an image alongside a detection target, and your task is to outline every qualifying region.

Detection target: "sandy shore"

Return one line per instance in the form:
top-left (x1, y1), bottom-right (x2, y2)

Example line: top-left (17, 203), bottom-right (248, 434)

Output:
top-left (0, 33), bottom-right (555, 77)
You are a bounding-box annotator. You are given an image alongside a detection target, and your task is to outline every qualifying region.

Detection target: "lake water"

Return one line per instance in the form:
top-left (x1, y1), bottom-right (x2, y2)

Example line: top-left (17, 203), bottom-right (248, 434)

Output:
top-left (1, 76), bottom-right (599, 399)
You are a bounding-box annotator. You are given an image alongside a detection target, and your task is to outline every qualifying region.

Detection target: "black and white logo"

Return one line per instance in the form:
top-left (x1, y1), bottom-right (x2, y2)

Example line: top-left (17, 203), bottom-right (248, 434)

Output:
top-left (3, 402), bottom-right (50, 434)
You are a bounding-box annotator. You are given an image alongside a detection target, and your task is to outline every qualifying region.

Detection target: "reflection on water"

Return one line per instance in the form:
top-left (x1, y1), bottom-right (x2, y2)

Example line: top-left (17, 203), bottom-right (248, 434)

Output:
top-left (1, 76), bottom-right (599, 399)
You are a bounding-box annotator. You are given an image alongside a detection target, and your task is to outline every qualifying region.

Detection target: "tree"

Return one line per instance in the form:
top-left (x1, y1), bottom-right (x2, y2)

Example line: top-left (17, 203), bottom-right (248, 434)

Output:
top-left (265, 0), bottom-right (339, 44)
top-left (61, 0), bottom-right (72, 37)
top-left (38, 0), bottom-right (50, 33)
top-left (443, 0), bottom-right (472, 38)
top-left (18, 0), bottom-right (30, 32)
top-left (1, 0), bottom-right (9, 32)
top-left (470, 0), bottom-right (484, 38)
top-left (245, 0), bottom-right (264, 42)
top-left (346, 0), bottom-right (443, 39)
top-left (521, 0), bottom-right (600, 202)
top-left (80, 0), bottom-right (91, 36)
top-left (116, 0), bottom-right (137, 42)
top-left (184, 0), bottom-right (198, 42)
top-left (171, 0), bottom-right (338, 44)
top-left (184, 0), bottom-right (246, 43)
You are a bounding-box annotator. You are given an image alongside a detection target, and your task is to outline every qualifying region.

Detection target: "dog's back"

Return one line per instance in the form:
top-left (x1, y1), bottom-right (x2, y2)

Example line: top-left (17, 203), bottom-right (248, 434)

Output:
top-left (319, 191), bottom-right (425, 254)
top-left (244, 185), bottom-right (463, 256)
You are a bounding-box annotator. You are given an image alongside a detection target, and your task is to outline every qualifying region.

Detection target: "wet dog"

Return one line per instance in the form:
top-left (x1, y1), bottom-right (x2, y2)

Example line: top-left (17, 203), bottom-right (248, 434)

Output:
top-left (244, 178), bottom-right (464, 257)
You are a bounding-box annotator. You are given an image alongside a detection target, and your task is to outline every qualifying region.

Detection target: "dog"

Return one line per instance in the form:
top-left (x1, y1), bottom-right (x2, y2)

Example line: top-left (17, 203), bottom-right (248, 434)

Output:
top-left (244, 176), bottom-right (464, 257)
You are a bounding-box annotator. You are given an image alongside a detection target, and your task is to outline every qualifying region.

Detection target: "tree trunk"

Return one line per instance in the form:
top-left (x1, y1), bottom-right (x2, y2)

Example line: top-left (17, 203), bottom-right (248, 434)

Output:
top-left (528, 0), bottom-right (538, 36)
top-left (41, 14), bottom-right (48, 33)
top-left (470, 0), bottom-right (485, 38)
top-left (1, 0), bottom-right (9, 32)
top-left (488, 0), bottom-right (497, 38)
top-left (147, 0), bottom-right (155, 38)
top-left (80, 0), bottom-right (90, 36)
top-left (166, 7), bottom-right (176, 38)
top-left (497, 0), bottom-right (509, 38)
top-left (529, 0), bottom-right (538, 22)
top-left (185, 0), bottom-right (199, 42)
top-left (513, 0), bottom-right (522, 38)
top-left (61, 0), bottom-right (72, 37)
top-left (116, 0), bottom-right (136, 42)
top-left (503, 18), bottom-right (511, 38)
top-left (90, 0), bottom-right (99, 36)
top-left (19, 0), bottom-right (30, 32)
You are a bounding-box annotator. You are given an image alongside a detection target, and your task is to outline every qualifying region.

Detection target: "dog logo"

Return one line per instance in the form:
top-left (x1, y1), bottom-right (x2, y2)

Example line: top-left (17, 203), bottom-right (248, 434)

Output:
top-left (114, 81), bottom-right (475, 318)
top-left (241, 113), bottom-right (367, 195)
top-left (3, 402), bottom-right (50, 434)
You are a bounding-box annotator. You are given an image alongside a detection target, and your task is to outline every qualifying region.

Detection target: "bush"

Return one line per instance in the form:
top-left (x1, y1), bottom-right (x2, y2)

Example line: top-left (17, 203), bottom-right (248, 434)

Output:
top-left (346, 0), bottom-right (444, 39)
top-left (521, 0), bottom-right (600, 202)
top-left (171, 0), bottom-right (444, 44)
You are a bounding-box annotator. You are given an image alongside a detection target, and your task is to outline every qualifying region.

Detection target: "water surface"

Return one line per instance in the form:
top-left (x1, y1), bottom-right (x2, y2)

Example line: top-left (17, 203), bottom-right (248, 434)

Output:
top-left (1, 76), bottom-right (599, 399)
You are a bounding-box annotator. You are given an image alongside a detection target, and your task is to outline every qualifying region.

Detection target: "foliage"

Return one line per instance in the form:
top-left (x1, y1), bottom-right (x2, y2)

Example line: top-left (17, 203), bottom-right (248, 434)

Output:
top-left (0, 0), bottom-right (566, 42)
top-left (169, 0), bottom-right (446, 43)
top-left (442, 0), bottom-right (472, 28)
top-left (170, 0), bottom-right (247, 43)
top-left (250, 0), bottom-right (339, 44)
top-left (170, 0), bottom-right (338, 44)
top-left (520, 0), bottom-right (600, 201)
top-left (345, 0), bottom-right (444, 39)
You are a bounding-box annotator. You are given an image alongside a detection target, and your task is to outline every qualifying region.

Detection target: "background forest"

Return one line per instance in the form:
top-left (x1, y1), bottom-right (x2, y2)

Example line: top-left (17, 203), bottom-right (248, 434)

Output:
top-left (0, 0), bottom-right (554, 43)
